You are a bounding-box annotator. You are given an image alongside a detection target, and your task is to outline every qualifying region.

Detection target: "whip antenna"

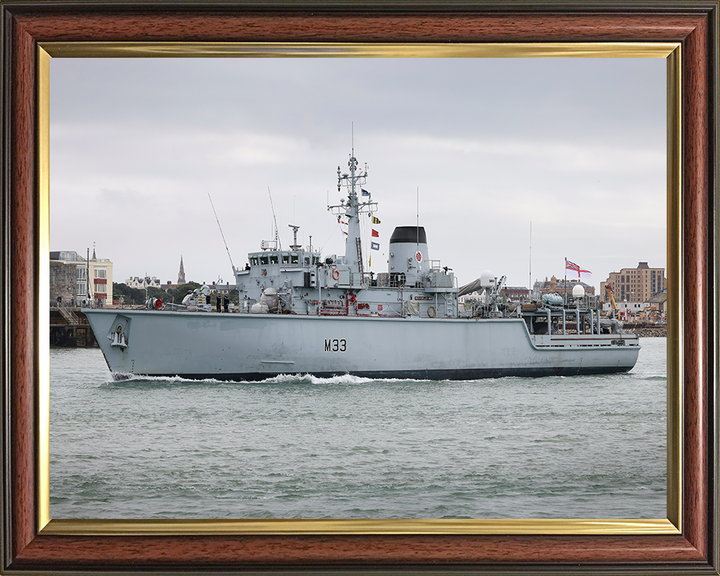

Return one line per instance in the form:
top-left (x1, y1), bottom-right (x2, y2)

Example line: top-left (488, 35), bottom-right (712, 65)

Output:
top-left (268, 186), bottom-right (282, 250)
top-left (208, 193), bottom-right (236, 273)
top-left (416, 186), bottom-right (420, 254)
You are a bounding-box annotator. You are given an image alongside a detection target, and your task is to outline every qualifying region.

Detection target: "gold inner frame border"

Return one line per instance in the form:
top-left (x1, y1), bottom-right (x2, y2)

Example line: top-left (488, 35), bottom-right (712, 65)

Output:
top-left (37, 41), bottom-right (682, 537)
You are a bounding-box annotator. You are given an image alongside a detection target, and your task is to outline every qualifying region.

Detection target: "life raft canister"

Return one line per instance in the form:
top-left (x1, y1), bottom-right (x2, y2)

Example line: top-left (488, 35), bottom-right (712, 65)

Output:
top-left (332, 269), bottom-right (340, 280)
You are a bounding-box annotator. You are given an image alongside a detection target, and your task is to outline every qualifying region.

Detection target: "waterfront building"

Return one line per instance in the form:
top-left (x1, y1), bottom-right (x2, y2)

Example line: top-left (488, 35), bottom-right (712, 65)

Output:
top-left (503, 286), bottom-right (531, 300)
top-left (209, 281), bottom-right (234, 295)
top-left (126, 276), bottom-right (162, 290)
top-left (50, 250), bottom-right (87, 306)
top-left (459, 286), bottom-right (530, 310)
top-left (648, 288), bottom-right (668, 313)
top-left (533, 276), bottom-right (596, 297)
top-left (50, 248), bottom-right (113, 306)
top-left (601, 300), bottom-right (651, 316)
top-left (600, 299), bottom-right (666, 322)
top-left (601, 262), bottom-right (666, 303)
top-left (88, 248), bottom-right (114, 306)
top-left (49, 259), bottom-right (78, 305)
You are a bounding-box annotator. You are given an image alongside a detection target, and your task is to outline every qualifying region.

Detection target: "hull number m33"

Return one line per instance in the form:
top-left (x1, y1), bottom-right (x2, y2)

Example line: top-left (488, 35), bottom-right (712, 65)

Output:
top-left (325, 338), bottom-right (347, 352)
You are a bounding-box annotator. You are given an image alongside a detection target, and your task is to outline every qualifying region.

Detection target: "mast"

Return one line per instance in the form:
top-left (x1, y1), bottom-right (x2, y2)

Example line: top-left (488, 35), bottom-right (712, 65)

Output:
top-left (86, 247), bottom-right (91, 303)
top-left (328, 150), bottom-right (377, 276)
top-left (344, 153), bottom-right (362, 271)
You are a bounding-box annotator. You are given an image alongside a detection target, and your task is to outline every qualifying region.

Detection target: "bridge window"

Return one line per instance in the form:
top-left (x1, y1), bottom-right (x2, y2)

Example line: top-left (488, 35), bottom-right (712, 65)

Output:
top-left (282, 254), bottom-right (290, 264)
top-left (250, 256), bottom-right (259, 266)
top-left (260, 255), bottom-right (269, 265)
top-left (270, 254), bottom-right (279, 264)
top-left (291, 254), bottom-right (299, 264)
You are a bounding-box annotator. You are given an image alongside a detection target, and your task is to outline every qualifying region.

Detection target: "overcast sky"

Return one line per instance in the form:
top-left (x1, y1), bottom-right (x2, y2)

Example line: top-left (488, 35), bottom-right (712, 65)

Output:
top-left (50, 57), bottom-right (666, 291)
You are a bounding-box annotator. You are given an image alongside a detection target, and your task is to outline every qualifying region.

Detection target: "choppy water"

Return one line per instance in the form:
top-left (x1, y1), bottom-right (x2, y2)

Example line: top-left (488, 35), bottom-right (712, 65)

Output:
top-left (50, 338), bottom-right (666, 519)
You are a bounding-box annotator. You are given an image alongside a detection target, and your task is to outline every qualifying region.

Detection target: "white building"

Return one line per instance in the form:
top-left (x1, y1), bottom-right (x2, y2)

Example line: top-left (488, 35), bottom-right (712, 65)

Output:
top-left (126, 276), bottom-right (162, 290)
top-left (602, 300), bottom-right (651, 320)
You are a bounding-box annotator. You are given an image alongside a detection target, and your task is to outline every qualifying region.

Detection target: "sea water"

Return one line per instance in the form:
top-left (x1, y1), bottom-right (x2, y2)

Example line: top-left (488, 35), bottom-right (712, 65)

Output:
top-left (49, 338), bottom-right (666, 520)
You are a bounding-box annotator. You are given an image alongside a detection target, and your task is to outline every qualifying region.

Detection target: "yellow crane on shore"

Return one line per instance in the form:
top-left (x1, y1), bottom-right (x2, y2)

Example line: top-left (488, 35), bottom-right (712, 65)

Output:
top-left (605, 282), bottom-right (619, 318)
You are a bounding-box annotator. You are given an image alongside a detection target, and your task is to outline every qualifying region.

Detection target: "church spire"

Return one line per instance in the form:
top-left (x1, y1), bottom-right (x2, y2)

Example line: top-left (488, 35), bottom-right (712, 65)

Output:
top-left (177, 255), bottom-right (186, 284)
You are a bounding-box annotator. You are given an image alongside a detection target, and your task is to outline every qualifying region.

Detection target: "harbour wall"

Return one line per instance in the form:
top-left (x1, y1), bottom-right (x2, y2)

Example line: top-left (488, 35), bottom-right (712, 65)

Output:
top-left (624, 323), bottom-right (667, 338)
top-left (50, 308), bottom-right (98, 347)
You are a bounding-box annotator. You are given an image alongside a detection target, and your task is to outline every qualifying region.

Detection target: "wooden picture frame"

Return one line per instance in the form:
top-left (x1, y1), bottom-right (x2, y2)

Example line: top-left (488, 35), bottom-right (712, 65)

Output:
top-left (1, 2), bottom-right (717, 573)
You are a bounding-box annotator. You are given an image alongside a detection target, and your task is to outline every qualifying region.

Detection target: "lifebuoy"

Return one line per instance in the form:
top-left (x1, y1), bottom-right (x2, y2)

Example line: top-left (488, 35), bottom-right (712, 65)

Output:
top-left (154, 298), bottom-right (163, 309)
top-left (427, 306), bottom-right (436, 318)
top-left (332, 269), bottom-right (340, 280)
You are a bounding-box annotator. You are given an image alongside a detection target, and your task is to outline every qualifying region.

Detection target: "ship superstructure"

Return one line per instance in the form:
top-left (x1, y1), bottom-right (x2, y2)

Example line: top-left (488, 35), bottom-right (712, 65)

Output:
top-left (232, 152), bottom-right (458, 321)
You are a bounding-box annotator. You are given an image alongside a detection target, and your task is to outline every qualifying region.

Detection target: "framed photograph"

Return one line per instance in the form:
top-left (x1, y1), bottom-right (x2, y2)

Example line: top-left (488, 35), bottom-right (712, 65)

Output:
top-left (1, 2), bottom-right (717, 574)
top-left (47, 49), bottom-right (670, 524)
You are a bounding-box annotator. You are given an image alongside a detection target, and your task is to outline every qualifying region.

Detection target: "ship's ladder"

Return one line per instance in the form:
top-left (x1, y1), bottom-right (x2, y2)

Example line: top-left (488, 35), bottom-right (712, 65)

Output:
top-left (58, 305), bottom-right (79, 325)
top-left (356, 237), bottom-right (364, 277)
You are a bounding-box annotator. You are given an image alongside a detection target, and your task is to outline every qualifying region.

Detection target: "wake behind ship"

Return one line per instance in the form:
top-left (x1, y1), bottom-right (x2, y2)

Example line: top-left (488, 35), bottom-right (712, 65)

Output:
top-left (84, 150), bottom-right (640, 381)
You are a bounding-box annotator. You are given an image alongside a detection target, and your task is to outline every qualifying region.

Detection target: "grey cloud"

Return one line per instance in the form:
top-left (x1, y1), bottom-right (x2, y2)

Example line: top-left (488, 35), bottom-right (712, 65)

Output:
top-left (50, 56), bottom-right (666, 288)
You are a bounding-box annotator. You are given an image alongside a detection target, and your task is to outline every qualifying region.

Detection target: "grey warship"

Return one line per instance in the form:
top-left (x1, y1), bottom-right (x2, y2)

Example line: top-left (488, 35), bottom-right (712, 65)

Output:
top-left (84, 151), bottom-right (640, 381)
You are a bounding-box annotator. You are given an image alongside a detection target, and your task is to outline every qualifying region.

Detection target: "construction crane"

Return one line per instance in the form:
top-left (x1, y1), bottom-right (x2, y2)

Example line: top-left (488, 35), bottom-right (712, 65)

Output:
top-left (605, 282), bottom-right (619, 318)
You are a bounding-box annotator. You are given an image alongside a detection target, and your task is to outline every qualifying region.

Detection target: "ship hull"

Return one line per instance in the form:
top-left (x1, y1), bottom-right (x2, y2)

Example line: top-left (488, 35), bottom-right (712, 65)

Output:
top-left (84, 309), bottom-right (641, 381)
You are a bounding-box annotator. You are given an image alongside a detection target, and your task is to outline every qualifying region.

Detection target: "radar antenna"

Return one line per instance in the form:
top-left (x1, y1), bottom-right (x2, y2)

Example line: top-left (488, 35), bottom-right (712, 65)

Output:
top-left (288, 224), bottom-right (301, 251)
